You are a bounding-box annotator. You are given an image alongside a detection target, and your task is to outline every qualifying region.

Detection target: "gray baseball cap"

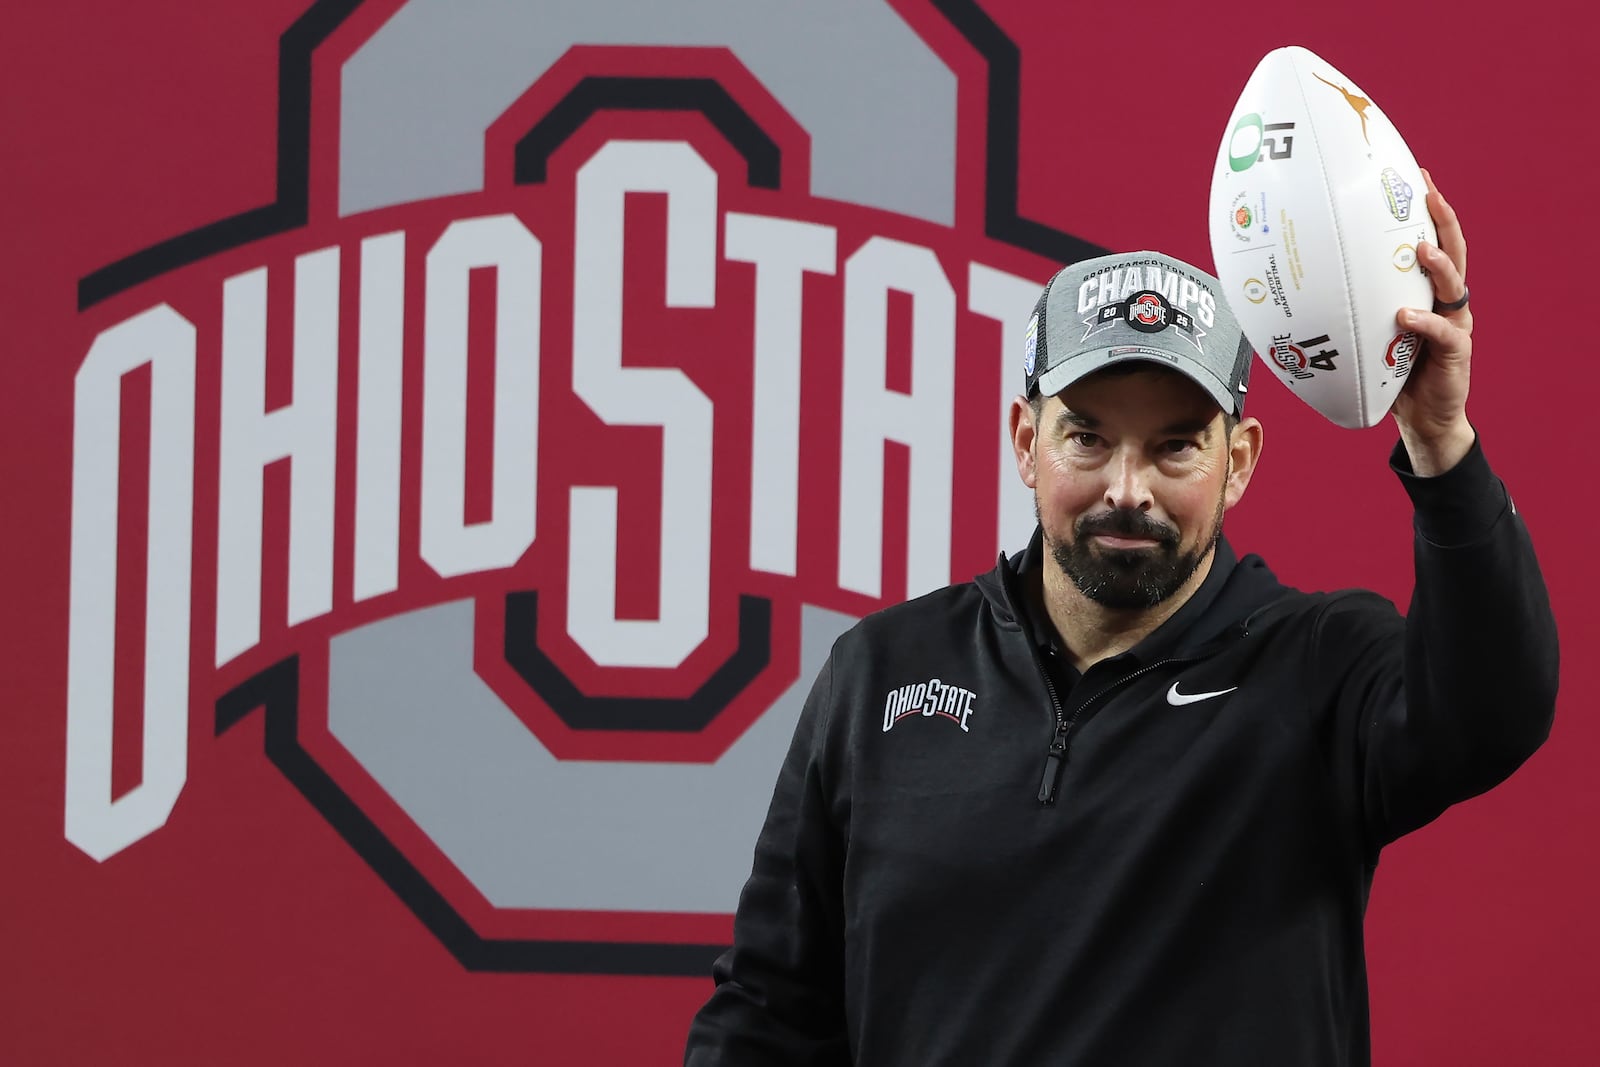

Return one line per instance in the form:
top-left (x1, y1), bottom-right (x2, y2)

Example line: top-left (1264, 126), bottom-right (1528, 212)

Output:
top-left (1023, 250), bottom-right (1253, 415)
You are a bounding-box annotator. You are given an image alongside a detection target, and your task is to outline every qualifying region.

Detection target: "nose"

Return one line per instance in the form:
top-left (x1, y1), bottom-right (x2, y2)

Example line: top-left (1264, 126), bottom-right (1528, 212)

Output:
top-left (1103, 446), bottom-right (1155, 512)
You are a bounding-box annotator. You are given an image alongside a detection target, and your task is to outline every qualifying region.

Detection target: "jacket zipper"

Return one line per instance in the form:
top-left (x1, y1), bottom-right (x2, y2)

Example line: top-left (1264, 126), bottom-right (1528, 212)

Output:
top-left (1036, 656), bottom-right (1184, 805)
top-left (1034, 660), bottom-right (1068, 802)
top-left (1000, 548), bottom-right (1268, 805)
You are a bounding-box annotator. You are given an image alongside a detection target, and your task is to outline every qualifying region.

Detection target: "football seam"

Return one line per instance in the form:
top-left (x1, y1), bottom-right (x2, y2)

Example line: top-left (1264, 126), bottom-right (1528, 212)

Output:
top-left (1289, 48), bottom-right (1367, 428)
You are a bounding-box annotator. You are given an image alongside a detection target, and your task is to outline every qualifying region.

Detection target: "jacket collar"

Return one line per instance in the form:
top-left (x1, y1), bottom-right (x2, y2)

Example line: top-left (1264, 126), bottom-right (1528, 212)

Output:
top-left (978, 526), bottom-right (1282, 663)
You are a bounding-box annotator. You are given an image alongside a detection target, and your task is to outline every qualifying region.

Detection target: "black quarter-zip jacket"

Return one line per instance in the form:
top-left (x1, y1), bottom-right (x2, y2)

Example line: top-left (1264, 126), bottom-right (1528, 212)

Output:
top-left (685, 439), bottom-right (1558, 1067)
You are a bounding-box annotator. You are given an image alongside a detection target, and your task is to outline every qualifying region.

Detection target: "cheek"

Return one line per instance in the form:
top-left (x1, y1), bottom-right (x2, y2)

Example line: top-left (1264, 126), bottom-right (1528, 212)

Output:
top-left (1163, 474), bottom-right (1227, 534)
top-left (1034, 465), bottom-right (1100, 513)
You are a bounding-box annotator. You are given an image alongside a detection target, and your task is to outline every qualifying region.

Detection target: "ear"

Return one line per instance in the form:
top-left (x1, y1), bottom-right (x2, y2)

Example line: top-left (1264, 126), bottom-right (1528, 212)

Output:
top-left (1222, 415), bottom-right (1264, 511)
top-left (1009, 395), bottom-right (1039, 489)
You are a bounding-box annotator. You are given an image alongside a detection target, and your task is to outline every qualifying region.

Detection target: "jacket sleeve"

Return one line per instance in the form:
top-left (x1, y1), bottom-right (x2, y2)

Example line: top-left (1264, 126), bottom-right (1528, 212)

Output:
top-left (683, 650), bottom-right (851, 1066)
top-left (1314, 435), bottom-right (1559, 851)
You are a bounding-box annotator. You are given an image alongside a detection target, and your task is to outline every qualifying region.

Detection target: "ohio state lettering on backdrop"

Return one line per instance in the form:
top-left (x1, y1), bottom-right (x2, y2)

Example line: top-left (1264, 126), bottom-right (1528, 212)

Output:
top-left (60, 0), bottom-right (1101, 973)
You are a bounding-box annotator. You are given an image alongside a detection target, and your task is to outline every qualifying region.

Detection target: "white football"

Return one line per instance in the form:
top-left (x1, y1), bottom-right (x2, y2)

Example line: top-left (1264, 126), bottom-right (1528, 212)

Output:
top-left (1207, 45), bottom-right (1436, 429)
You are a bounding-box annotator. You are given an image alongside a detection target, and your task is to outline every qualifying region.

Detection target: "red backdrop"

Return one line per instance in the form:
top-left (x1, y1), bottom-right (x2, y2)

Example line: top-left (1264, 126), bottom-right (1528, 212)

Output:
top-left (3, 1), bottom-right (1594, 1064)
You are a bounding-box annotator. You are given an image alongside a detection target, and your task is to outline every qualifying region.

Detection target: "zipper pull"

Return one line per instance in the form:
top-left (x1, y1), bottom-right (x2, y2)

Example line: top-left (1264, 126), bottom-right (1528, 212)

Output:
top-left (1037, 732), bottom-right (1068, 804)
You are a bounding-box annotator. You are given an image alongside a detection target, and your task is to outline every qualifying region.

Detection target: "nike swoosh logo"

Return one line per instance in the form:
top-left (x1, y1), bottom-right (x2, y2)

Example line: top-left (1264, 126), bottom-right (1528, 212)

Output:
top-left (1166, 682), bottom-right (1238, 706)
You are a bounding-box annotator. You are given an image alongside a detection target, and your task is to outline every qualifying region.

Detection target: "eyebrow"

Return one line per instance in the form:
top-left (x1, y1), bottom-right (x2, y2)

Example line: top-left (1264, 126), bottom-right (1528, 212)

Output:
top-left (1159, 418), bottom-right (1216, 438)
top-left (1055, 409), bottom-right (1215, 439)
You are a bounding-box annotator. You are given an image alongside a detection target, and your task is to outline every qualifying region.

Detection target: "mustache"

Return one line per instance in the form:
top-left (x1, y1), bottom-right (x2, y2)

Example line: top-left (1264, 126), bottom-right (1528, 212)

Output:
top-left (1074, 509), bottom-right (1180, 547)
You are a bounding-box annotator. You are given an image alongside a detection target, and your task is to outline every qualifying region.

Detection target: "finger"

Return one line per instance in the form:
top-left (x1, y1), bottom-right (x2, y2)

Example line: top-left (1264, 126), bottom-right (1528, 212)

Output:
top-left (1417, 240), bottom-right (1469, 313)
top-left (1399, 305), bottom-right (1469, 358)
top-left (1420, 168), bottom-right (1467, 283)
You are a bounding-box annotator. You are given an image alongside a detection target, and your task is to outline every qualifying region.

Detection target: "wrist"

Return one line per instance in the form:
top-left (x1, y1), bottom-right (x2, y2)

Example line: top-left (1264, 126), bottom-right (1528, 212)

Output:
top-left (1395, 416), bottom-right (1475, 476)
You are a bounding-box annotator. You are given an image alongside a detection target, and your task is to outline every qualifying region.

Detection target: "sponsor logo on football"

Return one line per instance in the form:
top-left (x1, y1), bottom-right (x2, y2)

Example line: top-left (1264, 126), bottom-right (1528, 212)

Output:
top-left (1380, 166), bottom-right (1414, 221)
top-left (882, 678), bottom-right (977, 733)
top-left (1392, 243), bottom-right (1419, 271)
top-left (1226, 113), bottom-right (1297, 172)
top-left (1242, 277), bottom-right (1269, 303)
top-left (1228, 191), bottom-right (1271, 243)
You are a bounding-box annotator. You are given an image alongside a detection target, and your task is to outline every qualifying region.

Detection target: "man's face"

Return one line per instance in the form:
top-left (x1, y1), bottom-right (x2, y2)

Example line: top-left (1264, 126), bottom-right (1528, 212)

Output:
top-left (1024, 367), bottom-right (1239, 610)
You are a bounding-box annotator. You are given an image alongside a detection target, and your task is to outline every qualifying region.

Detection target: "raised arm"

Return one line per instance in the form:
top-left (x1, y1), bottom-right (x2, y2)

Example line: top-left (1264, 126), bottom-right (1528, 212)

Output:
top-left (1318, 170), bottom-right (1559, 848)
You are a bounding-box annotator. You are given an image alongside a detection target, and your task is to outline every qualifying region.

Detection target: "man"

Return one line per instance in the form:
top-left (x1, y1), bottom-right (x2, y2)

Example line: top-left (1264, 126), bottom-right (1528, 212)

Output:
top-left (683, 173), bottom-right (1557, 1066)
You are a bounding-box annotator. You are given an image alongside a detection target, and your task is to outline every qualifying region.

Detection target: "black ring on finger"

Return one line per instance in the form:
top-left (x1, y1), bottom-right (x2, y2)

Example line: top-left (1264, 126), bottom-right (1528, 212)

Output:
top-left (1434, 286), bottom-right (1470, 312)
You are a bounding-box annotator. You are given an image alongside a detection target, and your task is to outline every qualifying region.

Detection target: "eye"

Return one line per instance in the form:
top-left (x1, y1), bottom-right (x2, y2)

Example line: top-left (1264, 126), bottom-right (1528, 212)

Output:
top-left (1162, 439), bottom-right (1198, 455)
top-left (1068, 431), bottom-right (1102, 448)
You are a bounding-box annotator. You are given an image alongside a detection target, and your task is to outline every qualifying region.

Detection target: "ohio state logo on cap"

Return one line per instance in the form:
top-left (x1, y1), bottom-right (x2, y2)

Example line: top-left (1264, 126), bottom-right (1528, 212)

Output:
top-left (1128, 292), bottom-right (1172, 331)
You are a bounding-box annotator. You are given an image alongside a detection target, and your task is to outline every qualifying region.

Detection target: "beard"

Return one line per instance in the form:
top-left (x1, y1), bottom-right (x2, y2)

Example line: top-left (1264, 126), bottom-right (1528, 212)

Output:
top-left (1041, 489), bottom-right (1226, 611)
